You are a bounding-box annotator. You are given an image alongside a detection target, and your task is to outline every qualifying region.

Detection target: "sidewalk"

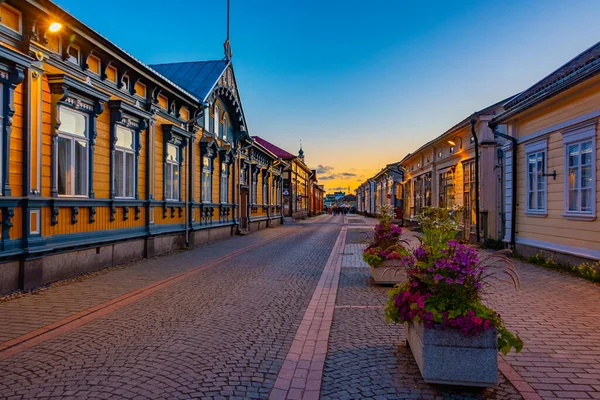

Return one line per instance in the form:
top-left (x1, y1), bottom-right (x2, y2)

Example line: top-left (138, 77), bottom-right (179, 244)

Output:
top-left (338, 217), bottom-right (600, 400)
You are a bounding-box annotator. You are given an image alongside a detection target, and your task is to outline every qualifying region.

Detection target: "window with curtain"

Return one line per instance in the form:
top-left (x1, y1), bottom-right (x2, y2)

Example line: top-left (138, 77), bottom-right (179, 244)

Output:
top-left (202, 156), bottom-right (212, 202)
top-left (165, 143), bottom-right (180, 201)
top-left (114, 126), bottom-right (135, 198)
top-left (220, 162), bottom-right (228, 203)
top-left (566, 139), bottom-right (594, 214)
top-left (58, 107), bottom-right (88, 196)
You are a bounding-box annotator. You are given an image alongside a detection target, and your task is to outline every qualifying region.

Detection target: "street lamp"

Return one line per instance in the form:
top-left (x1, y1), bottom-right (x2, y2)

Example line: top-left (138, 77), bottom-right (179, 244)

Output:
top-left (447, 137), bottom-right (463, 149)
top-left (48, 22), bottom-right (63, 33)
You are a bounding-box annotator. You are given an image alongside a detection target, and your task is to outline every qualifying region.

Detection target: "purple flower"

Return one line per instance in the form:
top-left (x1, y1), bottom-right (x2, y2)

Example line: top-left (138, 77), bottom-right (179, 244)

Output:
top-left (434, 274), bottom-right (443, 282)
top-left (445, 278), bottom-right (454, 284)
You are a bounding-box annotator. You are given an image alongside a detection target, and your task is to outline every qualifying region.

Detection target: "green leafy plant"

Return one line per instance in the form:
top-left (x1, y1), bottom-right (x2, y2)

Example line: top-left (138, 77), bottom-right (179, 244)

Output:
top-left (528, 250), bottom-right (600, 283)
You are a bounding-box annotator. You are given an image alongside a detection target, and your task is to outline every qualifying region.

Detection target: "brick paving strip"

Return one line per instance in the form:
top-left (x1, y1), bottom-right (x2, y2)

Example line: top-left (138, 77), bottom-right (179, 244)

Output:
top-left (0, 226), bottom-right (302, 362)
top-left (270, 224), bottom-right (348, 400)
top-left (499, 357), bottom-right (543, 400)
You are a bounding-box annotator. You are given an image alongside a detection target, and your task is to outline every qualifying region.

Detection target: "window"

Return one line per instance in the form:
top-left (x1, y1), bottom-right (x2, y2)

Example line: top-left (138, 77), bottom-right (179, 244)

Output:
top-left (463, 160), bottom-right (476, 230)
top-left (263, 174), bottom-right (268, 204)
top-left (276, 179), bottom-right (281, 204)
top-left (439, 170), bottom-right (455, 209)
top-left (220, 162), bottom-right (228, 203)
top-left (450, 146), bottom-right (455, 155)
top-left (470, 136), bottom-right (475, 145)
top-left (271, 180), bottom-right (276, 205)
top-left (525, 139), bottom-right (547, 213)
top-left (438, 151), bottom-right (443, 159)
top-left (413, 178), bottom-right (423, 215)
top-left (58, 107), bottom-right (88, 196)
top-left (165, 144), bottom-right (180, 201)
top-left (563, 123), bottom-right (596, 218)
top-left (252, 172), bottom-right (258, 204)
top-left (424, 172), bottom-right (432, 207)
top-left (202, 156), bottom-right (212, 202)
top-left (223, 116), bottom-right (229, 142)
top-left (113, 126), bottom-right (135, 198)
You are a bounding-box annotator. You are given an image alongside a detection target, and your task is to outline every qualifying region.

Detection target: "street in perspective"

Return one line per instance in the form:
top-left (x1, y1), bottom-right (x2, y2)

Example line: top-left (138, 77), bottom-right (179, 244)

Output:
top-left (0, 0), bottom-right (600, 399)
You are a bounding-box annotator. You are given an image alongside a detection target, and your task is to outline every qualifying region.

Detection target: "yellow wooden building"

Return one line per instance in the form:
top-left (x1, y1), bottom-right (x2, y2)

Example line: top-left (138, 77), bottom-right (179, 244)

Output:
top-left (0, 0), bottom-right (285, 294)
top-left (491, 42), bottom-right (600, 263)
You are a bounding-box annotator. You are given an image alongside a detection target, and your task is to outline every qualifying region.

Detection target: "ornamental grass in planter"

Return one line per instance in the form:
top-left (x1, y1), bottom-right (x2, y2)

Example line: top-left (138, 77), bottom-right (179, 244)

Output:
top-left (362, 205), bottom-right (411, 285)
top-left (385, 207), bottom-right (523, 387)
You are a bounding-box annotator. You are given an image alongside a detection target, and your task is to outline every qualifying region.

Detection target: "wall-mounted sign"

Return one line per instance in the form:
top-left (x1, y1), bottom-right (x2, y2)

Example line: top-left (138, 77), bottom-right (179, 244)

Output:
top-left (283, 189), bottom-right (290, 196)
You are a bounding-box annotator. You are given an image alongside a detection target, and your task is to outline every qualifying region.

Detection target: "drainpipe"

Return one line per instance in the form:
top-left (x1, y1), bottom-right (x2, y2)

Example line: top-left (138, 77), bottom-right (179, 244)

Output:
top-left (489, 122), bottom-right (517, 249)
top-left (470, 116), bottom-right (480, 243)
top-left (185, 138), bottom-right (190, 247)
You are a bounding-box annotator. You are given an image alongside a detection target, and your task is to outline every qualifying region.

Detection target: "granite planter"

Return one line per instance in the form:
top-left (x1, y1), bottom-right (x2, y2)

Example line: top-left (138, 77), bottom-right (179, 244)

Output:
top-left (370, 259), bottom-right (407, 285)
top-left (405, 322), bottom-right (498, 387)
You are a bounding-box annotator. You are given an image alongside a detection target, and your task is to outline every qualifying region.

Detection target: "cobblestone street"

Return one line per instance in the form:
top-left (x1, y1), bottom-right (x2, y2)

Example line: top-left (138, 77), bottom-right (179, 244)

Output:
top-left (0, 215), bottom-right (599, 399)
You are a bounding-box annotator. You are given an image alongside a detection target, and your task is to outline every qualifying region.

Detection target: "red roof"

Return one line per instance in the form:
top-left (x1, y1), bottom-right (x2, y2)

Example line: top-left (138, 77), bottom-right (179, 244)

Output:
top-left (252, 136), bottom-right (296, 160)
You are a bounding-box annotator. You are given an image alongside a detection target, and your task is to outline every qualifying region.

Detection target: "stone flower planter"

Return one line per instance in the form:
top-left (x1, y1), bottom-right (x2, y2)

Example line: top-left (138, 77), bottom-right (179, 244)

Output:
top-left (405, 322), bottom-right (498, 387)
top-left (370, 259), bottom-right (408, 285)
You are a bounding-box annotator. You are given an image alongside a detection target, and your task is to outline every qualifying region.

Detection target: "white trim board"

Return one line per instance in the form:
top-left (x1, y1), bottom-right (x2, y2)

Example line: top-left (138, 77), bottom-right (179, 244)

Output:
top-left (517, 109), bottom-right (600, 144)
top-left (516, 237), bottom-right (600, 261)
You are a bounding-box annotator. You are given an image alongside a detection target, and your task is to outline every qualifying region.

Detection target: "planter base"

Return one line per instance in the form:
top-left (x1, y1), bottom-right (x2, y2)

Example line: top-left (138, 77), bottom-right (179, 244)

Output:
top-left (370, 260), bottom-right (407, 285)
top-left (405, 322), bottom-right (498, 387)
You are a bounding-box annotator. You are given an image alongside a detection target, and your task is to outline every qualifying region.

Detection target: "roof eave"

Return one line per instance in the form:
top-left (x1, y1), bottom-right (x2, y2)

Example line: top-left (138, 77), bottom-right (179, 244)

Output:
top-left (492, 62), bottom-right (600, 125)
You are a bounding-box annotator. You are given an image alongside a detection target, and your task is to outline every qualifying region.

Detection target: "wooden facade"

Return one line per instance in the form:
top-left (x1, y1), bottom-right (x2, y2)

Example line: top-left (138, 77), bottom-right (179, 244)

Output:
top-left (492, 43), bottom-right (600, 262)
top-left (0, 0), bottom-right (284, 294)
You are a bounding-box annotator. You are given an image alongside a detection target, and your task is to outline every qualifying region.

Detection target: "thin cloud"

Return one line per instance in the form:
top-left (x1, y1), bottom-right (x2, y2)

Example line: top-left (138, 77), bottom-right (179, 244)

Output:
top-left (319, 172), bottom-right (356, 181)
top-left (316, 164), bottom-right (334, 174)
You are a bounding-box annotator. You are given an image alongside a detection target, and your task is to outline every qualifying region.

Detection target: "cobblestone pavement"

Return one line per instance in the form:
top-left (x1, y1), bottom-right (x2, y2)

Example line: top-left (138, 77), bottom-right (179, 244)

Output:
top-left (0, 216), bottom-right (340, 399)
top-left (0, 225), bottom-right (299, 344)
top-left (1, 213), bottom-right (599, 399)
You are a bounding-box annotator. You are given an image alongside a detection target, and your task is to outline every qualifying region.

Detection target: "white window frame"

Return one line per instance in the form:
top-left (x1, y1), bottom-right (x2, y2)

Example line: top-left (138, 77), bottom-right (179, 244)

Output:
top-left (524, 138), bottom-right (548, 215)
top-left (57, 107), bottom-right (89, 197)
top-left (202, 156), bottom-right (212, 202)
top-left (165, 143), bottom-right (180, 201)
top-left (220, 162), bottom-right (228, 203)
top-left (562, 122), bottom-right (597, 220)
top-left (114, 126), bottom-right (135, 199)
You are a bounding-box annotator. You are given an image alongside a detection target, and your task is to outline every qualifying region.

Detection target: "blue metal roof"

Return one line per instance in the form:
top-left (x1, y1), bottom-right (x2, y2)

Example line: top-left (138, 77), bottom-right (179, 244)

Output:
top-left (149, 60), bottom-right (229, 102)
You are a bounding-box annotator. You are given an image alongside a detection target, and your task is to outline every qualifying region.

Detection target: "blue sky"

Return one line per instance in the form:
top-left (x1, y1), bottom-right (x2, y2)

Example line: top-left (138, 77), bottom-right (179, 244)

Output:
top-left (56, 0), bottom-right (600, 192)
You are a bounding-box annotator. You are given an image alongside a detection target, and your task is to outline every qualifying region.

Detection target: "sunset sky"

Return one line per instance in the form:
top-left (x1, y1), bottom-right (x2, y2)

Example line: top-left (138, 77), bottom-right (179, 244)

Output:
top-left (56, 0), bottom-right (600, 194)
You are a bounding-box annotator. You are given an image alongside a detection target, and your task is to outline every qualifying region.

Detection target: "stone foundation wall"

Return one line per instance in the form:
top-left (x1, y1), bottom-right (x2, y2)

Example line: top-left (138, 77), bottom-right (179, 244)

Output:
top-left (515, 242), bottom-right (598, 267)
top-left (1, 225), bottom-right (239, 296)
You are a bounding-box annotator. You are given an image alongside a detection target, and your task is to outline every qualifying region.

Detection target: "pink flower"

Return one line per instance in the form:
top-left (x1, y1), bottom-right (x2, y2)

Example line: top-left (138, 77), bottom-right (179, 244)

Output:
top-left (472, 316), bottom-right (483, 325)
